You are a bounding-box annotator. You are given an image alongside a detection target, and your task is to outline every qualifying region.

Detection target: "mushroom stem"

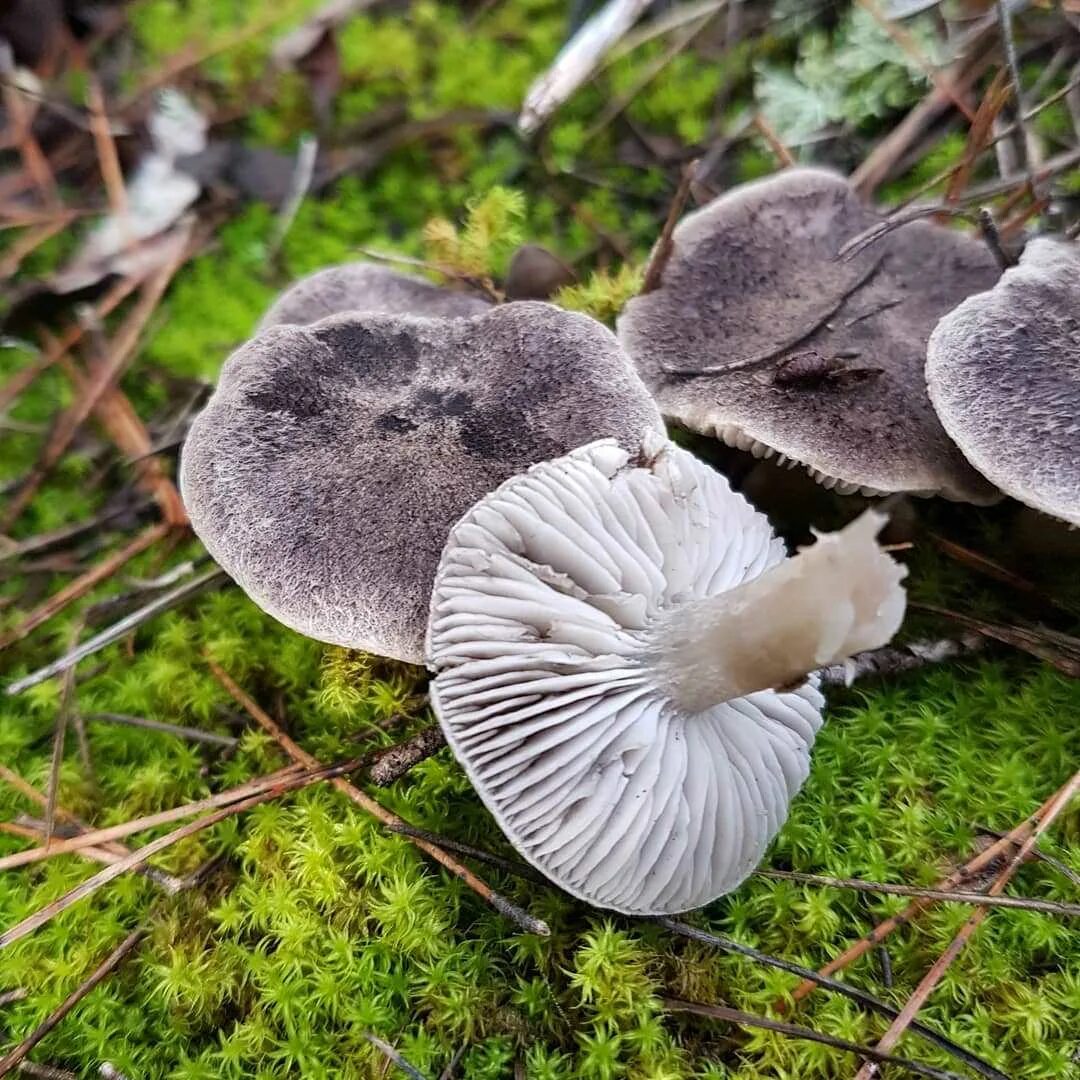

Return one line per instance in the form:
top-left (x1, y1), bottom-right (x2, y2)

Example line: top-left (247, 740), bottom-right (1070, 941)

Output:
top-left (650, 511), bottom-right (907, 715)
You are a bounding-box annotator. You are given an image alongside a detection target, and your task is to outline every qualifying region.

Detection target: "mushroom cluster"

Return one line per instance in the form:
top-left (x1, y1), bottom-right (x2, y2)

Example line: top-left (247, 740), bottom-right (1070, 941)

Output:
top-left (182, 253), bottom-right (909, 913)
top-left (615, 167), bottom-right (1080, 533)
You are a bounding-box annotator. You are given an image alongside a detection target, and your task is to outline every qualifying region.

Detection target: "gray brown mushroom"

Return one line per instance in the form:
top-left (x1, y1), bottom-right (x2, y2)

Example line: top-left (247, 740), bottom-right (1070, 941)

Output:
top-left (617, 167), bottom-right (1000, 503)
top-left (181, 302), bottom-right (662, 663)
top-left (258, 261), bottom-right (491, 330)
top-left (926, 237), bottom-right (1080, 526)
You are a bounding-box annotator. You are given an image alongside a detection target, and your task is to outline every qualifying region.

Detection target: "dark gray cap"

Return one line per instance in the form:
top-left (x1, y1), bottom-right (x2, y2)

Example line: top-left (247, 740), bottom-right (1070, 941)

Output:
top-left (181, 302), bottom-right (663, 663)
top-left (927, 237), bottom-right (1080, 525)
top-left (258, 261), bottom-right (491, 330)
top-left (617, 167), bottom-right (1000, 502)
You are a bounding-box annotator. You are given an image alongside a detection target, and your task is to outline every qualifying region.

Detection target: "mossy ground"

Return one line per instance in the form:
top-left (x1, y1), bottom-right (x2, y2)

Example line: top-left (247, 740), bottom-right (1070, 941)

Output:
top-left (2, 2), bottom-right (1079, 1077)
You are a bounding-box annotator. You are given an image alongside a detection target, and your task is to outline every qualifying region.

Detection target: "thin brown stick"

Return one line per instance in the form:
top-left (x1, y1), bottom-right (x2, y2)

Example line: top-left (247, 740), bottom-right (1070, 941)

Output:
top-left (896, 73), bottom-right (1080, 209)
top-left (660, 998), bottom-right (967, 1080)
top-left (0, 822), bottom-right (146, 876)
top-left (993, 0), bottom-right (1031, 191)
top-left (8, 817), bottom-right (183, 893)
top-left (0, 989), bottom-right (27, 1008)
top-left (0, 217), bottom-right (75, 281)
top-left (757, 868), bottom-right (1080, 916)
top-left (43, 656), bottom-right (79, 844)
top-left (752, 113), bottom-right (796, 167)
top-left (0, 521), bottom-right (170, 651)
top-left (368, 725), bottom-right (446, 785)
top-left (785, 786), bottom-right (1061, 1006)
top-left (363, 1034), bottom-right (428, 1080)
top-left (0, 767), bottom-right (81, 828)
top-left (85, 78), bottom-right (129, 223)
top-left (640, 166), bottom-right (694, 294)
top-left (857, 0), bottom-right (976, 122)
top-left (0, 277), bottom-right (141, 419)
top-left (5, 566), bottom-right (227, 696)
top-left (853, 770), bottom-right (1080, 1080)
top-left (54, 344), bottom-right (189, 528)
top-left (0, 82), bottom-right (58, 208)
top-left (0, 766), bottom-right (183, 891)
top-left (0, 764), bottom-right (307, 872)
top-left (927, 532), bottom-right (1075, 615)
top-left (998, 193), bottom-right (1048, 239)
top-left (974, 823), bottom-right (1080, 887)
top-left (205, 657), bottom-right (550, 937)
top-left (913, 602), bottom-right (1080, 678)
top-left (0, 928), bottom-right (145, 1078)
top-left (386, 822), bottom-right (546, 883)
top-left (0, 758), bottom-right (361, 950)
top-left (945, 71), bottom-right (1010, 203)
top-left (2, 247), bottom-right (188, 531)
top-left (852, 57), bottom-right (986, 196)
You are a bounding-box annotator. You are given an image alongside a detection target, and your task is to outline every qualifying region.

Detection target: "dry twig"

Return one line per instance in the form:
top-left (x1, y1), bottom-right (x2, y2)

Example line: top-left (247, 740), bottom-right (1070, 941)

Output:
top-left (853, 770), bottom-right (1080, 1080)
top-left (757, 868), bottom-right (1080, 916)
top-left (0, 929), bottom-right (145, 1078)
top-left (0, 759), bottom-right (361, 950)
top-left (0, 278), bottom-right (141, 424)
top-left (369, 725), bottom-right (447, 785)
top-left (5, 566), bottom-right (228, 695)
top-left (0, 521), bottom-right (170, 652)
top-left (2, 250), bottom-right (189, 531)
top-left (0, 764), bottom-right (308, 872)
top-left (816, 635), bottom-right (985, 687)
top-left (205, 657), bottom-right (550, 937)
top-left (660, 997), bottom-right (967, 1080)
top-left (84, 711), bottom-right (237, 749)
top-left (363, 1034), bottom-right (428, 1080)
top-left (658, 919), bottom-right (1007, 1080)
top-left (785, 783), bottom-right (1065, 1006)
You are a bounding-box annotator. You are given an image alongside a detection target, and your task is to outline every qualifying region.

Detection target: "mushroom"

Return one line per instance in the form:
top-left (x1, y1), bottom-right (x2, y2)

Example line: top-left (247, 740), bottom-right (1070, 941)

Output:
top-left (426, 433), bottom-right (906, 913)
top-left (504, 244), bottom-right (576, 301)
top-left (258, 261), bottom-right (491, 330)
top-left (926, 237), bottom-right (1080, 526)
top-left (617, 167), bottom-right (1000, 503)
top-left (180, 301), bottom-right (663, 664)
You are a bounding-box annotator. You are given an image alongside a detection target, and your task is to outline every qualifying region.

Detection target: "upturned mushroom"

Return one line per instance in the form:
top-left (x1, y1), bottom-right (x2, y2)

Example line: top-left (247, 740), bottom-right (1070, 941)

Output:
top-left (427, 434), bottom-right (906, 913)
top-left (926, 237), bottom-right (1080, 526)
top-left (258, 261), bottom-right (491, 330)
top-left (180, 301), bottom-right (663, 663)
top-left (617, 167), bottom-right (1000, 503)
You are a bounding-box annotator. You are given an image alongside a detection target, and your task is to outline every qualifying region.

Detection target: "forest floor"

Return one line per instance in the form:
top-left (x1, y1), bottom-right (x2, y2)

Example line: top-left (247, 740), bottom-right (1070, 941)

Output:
top-left (0, 1), bottom-right (1078, 1077)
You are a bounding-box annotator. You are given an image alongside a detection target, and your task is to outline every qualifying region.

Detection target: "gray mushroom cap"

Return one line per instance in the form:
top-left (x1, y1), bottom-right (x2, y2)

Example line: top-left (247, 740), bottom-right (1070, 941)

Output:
top-left (926, 237), bottom-right (1080, 526)
top-left (180, 302), bottom-right (663, 663)
top-left (258, 261), bottom-right (491, 330)
top-left (617, 167), bottom-right (1000, 502)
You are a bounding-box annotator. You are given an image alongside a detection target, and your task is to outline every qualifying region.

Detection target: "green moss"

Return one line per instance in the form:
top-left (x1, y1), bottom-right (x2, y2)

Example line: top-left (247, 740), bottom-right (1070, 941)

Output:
top-left (2, 1), bottom-right (1078, 1077)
